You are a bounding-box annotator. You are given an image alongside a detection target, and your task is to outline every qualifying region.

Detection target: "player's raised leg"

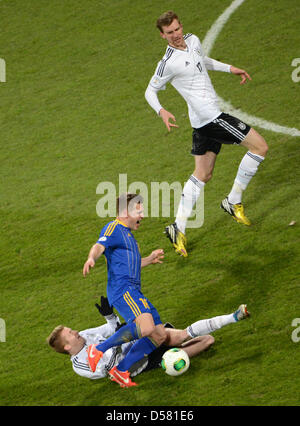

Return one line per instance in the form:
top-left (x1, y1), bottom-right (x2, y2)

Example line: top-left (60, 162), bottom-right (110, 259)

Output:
top-left (164, 304), bottom-right (250, 346)
top-left (222, 128), bottom-right (268, 225)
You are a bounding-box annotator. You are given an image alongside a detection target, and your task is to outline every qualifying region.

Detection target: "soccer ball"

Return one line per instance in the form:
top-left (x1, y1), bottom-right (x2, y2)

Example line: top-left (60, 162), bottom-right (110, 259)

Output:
top-left (161, 348), bottom-right (190, 376)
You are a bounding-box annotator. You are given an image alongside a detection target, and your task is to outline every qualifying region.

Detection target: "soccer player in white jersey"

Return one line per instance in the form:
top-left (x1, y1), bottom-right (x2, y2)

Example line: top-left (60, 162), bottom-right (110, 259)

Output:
top-left (47, 297), bottom-right (249, 382)
top-left (145, 11), bottom-right (268, 257)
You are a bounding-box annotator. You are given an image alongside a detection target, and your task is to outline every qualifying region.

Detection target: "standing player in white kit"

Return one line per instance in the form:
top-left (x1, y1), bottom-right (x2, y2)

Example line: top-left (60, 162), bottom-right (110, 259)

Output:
top-left (145, 11), bottom-right (268, 257)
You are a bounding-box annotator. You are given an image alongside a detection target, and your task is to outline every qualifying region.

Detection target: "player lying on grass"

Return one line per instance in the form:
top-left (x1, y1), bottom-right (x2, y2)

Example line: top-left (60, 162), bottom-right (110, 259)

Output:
top-left (47, 296), bottom-right (250, 385)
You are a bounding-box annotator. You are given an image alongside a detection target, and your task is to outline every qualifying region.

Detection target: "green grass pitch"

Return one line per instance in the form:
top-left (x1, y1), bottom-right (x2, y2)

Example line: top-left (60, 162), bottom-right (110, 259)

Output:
top-left (0, 0), bottom-right (299, 406)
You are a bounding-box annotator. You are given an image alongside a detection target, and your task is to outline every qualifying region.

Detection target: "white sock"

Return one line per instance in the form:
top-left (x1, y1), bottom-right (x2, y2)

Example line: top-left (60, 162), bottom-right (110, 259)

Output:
top-left (228, 151), bottom-right (264, 204)
top-left (186, 314), bottom-right (236, 338)
top-left (175, 175), bottom-right (205, 234)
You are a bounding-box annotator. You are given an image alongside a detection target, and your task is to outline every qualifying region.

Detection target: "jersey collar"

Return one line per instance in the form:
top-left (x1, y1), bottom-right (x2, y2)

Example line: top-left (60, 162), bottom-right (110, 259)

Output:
top-left (168, 43), bottom-right (188, 52)
top-left (115, 218), bottom-right (129, 228)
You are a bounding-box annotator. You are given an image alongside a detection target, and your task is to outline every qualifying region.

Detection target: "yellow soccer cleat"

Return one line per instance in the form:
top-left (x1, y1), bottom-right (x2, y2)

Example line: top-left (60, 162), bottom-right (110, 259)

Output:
top-left (165, 223), bottom-right (188, 257)
top-left (221, 197), bottom-right (251, 226)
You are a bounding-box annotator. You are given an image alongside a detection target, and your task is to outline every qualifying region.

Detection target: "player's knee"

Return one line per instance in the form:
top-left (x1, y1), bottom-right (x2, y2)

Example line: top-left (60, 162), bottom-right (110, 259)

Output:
top-left (150, 327), bottom-right (167, 346)
top-left (140, 323), bottom-right (156, 338)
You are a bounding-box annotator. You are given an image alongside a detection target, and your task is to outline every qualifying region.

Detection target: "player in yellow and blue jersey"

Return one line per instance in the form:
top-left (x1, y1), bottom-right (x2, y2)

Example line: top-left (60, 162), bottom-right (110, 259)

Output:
top-left (83, 193), bottom-right (166, 388)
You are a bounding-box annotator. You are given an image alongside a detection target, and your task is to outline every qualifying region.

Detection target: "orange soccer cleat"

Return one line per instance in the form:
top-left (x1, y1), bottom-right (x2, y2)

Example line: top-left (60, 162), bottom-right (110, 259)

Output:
top-left (108, 366), bottom-right (138, 388)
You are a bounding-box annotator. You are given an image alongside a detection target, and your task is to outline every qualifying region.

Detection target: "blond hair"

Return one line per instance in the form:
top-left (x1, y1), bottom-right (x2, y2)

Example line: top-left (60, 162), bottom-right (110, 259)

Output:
top-left (47, 325), bottom-right (68, 354)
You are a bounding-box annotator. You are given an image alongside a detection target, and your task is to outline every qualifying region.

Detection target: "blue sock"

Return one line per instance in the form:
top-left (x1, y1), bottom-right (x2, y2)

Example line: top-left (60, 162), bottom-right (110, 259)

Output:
top-left (96, 322), bottom-right (141, 353)
top-left (117, 337), bottom-right (157, 372)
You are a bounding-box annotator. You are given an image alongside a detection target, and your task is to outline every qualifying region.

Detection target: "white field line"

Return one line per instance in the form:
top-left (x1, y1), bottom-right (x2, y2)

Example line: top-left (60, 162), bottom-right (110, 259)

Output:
top-left (202, 0), bottom-right (300, 137)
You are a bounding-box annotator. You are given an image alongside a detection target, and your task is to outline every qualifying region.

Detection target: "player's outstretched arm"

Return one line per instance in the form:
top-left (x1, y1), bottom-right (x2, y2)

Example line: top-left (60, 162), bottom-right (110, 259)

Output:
top-left (83, 243), bottom-right (105, 276)
top-left (230, 66), bottom-right (252, 84)
top-left (159, 108), bottom-right (179, 132)
top-left (141, 249), bottom-right (164, 268)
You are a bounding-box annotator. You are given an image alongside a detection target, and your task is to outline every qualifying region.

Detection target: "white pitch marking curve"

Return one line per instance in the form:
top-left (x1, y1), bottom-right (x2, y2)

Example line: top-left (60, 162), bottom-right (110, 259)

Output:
top-left (202, 0), bottom-right (300, 137)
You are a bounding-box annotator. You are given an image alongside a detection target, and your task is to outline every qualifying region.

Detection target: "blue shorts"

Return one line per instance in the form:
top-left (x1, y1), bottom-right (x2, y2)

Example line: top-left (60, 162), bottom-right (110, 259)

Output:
top-left (112, 287), bottom-right (162, 326)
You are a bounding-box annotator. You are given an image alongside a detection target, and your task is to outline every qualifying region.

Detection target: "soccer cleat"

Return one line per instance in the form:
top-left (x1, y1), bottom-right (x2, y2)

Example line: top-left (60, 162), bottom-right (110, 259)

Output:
top-left (87, 344), bottom-right (103, 372)
top-left (233, 304), bottom-right (250, 322)
top-left (165, 223), bottom-right (188, 257)
top-left (108, 366), bottom-right (138, 388)
top-left (221, 197), bottom-right (251, 226)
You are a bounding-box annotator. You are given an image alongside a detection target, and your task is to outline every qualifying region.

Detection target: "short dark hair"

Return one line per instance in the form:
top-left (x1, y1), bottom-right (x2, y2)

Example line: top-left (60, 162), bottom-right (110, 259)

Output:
top-left (116, 193), bottom-right (143, 216)
top-left (156, 11), bottom-right (180, 32)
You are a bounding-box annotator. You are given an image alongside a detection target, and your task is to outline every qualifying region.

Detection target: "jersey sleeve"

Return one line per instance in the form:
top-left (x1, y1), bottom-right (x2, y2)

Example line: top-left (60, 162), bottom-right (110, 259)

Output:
top-left (104, 314), bottom-right (120, 332)
top-left (72, 363), bottom-right (106, 380)
top-left (145, 59), bottom-right (175, 114)
top-left (145, 84), bottom-right (163, 115)
top-left (148, 58), bottom-right (175, 91)
top-left (204, 56), bottom-right (231, 72)
top-left (193, 34), bottom-right (231, 72)
top-left (97, 222), bottom-right (119, 250)
top-left (81, 317), bottom-right (120, 340)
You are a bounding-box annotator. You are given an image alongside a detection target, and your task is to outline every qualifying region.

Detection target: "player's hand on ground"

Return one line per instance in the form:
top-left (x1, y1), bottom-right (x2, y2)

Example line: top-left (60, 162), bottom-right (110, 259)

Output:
top-left (230, 66), bottom-right (252, 84)
top-left (149, 249), bottom-right (164, 264)
top-left (159, 108), bottom-right (179, 132)
top-left (83, 258), bottom-right (95, 276)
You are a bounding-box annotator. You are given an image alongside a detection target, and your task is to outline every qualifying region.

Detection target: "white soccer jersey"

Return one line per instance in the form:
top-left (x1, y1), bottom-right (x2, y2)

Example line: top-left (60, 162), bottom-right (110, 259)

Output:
top-left (71, 315), bottom-right (122, 380)
top-left (70, 315), bottom-right (146, 380)
top-left (145, 34), bottom-right (231, 128)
